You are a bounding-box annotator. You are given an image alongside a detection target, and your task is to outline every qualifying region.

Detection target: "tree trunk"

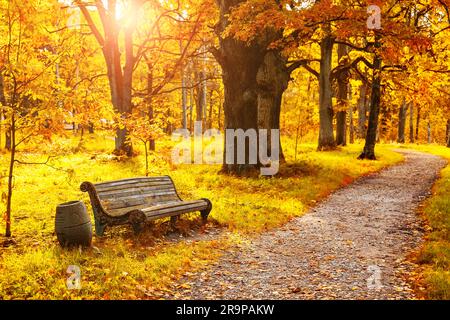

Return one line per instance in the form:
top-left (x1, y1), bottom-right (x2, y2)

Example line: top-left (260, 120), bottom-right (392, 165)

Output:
top-left (189, 70), bottom-right (194, 131)
top-left (0, 73), bottom-right (6, 149)
top-left (195, 69), bottom-right (206, 125)
top-left (427, 122), bottom-right (432, 144)
top-left (147, 67), bottom-right (155, 151)
top-left (181, 62), bottom-right (188, 130)
top-left (359, 37), bottom-right (382, 160)
top-left (446, 119), bottom-right (450, 148)
top-left (80, 3), bottom-right (134, 156)
top-left (409, 102), bottom-right (414, 143)
top-left (216, 0), bottom-right (265, 174)
top-left (88, 122), bottom-right (94, 134)
top-left (415, 107), bottom-right (421, 141)
top-left (336, 43), bottom-right (348, 146)
top-left (397, 98), bottom-right (406, 143)
top-left (208, 90), bottom-right (214, 129)
top-left (318, 32), bottom-right (335, 150)
top-left (349, 84), bottom-right (354, 144)
top-left (256, 50), bottom-right (289, 162)
top-left (5, 113), bottom-right (15, 237)
top-left (357, 82), bottom-right (367, 139)
top-left (447, 119), bottom-right (450, 148)
top-left (217, 95), bottom-right (222, 130)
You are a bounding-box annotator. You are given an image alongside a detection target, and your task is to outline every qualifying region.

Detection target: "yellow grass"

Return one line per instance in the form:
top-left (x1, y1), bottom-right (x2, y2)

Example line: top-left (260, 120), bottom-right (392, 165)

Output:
top-left (0, 133), bottom-right (404, 299)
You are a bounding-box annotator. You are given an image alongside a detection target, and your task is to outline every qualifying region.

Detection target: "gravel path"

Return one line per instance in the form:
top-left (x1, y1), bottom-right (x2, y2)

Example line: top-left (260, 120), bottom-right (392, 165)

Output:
top-left (168, 150), bottom-right (447, 300)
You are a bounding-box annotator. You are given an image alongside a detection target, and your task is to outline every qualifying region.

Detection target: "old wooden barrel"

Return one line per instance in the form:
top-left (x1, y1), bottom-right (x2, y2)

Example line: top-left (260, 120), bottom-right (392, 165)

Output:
top-left (55, 201), bottom-right (92, 247)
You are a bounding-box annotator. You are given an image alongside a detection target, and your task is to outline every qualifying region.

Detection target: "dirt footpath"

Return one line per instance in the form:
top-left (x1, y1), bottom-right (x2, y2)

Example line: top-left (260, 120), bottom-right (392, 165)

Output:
top-left (167, 150), bottom-right (447, 300)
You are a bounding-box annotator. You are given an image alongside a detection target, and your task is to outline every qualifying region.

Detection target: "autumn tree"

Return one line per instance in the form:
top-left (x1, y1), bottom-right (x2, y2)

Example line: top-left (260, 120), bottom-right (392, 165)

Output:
top-left (0, 0), bottom-right (68, 237)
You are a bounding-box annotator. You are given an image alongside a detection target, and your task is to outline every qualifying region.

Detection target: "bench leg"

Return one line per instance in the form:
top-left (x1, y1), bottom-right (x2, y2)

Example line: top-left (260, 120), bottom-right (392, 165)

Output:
top-left (170, 215), bottom-right (179, 229)
top-left (200, 198), bottom-right (212, 223)
top-left (132, 222), bottom-right (144, 235)
top-left (129, 210), bottom-right (146, 235)
top-left (94, 219), bottom-right (107, 237)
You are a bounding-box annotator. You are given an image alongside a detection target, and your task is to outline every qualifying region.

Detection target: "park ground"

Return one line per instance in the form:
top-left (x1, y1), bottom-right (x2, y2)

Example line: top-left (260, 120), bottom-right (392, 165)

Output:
top-left (0, 133), bottom-right (448, 299)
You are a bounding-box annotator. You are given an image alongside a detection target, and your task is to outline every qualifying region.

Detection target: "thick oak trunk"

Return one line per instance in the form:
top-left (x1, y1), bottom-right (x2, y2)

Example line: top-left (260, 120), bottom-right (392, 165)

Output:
top-left (216, 0), bottom-right (265, 174)
top-left (318, 34), bottom-right (335, 150)
top-left (256, 50), bottom-right (289, 162)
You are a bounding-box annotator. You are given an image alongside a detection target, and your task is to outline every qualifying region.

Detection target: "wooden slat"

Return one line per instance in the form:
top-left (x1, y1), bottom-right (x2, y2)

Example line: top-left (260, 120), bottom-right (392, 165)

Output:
top-left (95, 180), bottom-right (173, 193)
top-left (101, 194), bottom-right (179, 208)
top-left (107, 200), bottom-right (183, 217)
top-left (98, 185), bottom-right (176, 200)
top-left (144, 203), bottom-right (209, 220)
top-left (94, 176), bottom-right (170, 187)
top-left (106, 200), bottom-right (207, 218)
top-left (101, 192), bottom-right (179, 210)
top-left (141, 200), bottom-right (207, 212)
top-left (141, 201), bottom-right (207, 216)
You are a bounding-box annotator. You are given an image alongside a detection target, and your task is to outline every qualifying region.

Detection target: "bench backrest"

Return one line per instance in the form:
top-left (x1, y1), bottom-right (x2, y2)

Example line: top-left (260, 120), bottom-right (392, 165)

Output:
top-left (91, 176), bottom-right (180, 216)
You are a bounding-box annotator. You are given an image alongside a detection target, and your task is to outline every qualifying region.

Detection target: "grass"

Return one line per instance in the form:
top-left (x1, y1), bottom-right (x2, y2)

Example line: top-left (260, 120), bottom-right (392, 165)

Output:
top-left (0, 132), bottom-right (404, 299)
top-left (398, 144), bottom-right (450, 299)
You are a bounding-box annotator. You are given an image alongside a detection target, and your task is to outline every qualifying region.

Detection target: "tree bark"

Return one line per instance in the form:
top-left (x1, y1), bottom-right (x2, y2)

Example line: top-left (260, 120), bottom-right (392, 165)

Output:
top-left (195, 68), bottom-right (206, 126)
top-left (147, 67), bottom-right (155, 151)
top-left (447, 119), bottom-right (450, 148)
top-left (208, 90), bottom-right (214, 129)
top-left (415, 107), bottom-right (421, 141)
top-left (318, 32), bottom-right (336, 150)
top-left (189, 68), bottom-right (194, 131)
top-left (359, 36), bottom-right (382, 160)
top-left (181, 61), bottom-right (188, 130)
top-left (256, 49), bottom-right (289, 162)
top-left (427, 122), bottom-right (432, 144)
top-left (349, 84), bottom-right (354, 144)
top-left (5, 113), bottom-right (15, 237)
top-left (397, 98), bottom-right (406, 143)
top-left (215, 0), bottom-right (266, 174)
top-left (88, 122), bottom-right (95, 134)
top-left (409, 102), bottom-right (414, 143)
top-left (357, 82), bottom-right (367, 139)
top-left (0, 73), bottom-right (7, 149)
top-left (79, 2), bottom-right (134, 156)
top-left (336, 43), bottom-right (348, 146)
top-left (0, 73), bottom-right (11, 150)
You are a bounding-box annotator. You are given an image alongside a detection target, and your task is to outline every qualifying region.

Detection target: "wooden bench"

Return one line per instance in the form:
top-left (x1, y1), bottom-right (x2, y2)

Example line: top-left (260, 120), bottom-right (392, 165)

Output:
top-left (80, 176), bottom-right (212, 236)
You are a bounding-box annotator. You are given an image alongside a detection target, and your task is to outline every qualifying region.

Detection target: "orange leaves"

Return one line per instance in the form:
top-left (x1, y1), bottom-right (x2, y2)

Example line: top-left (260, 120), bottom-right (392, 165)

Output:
top-left (224, 0), bottom-right (284, 42)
